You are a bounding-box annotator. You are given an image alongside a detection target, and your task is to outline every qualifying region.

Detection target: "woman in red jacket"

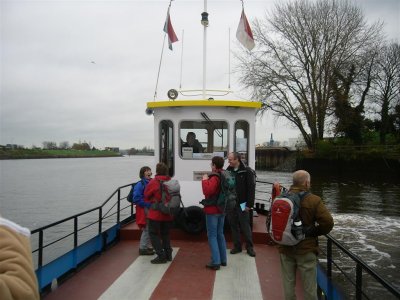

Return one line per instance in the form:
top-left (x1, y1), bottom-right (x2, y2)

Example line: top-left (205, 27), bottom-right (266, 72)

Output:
top-left (144, 162), bottom-right (174, 264)
top-left (201, 156), bottom-right (227, 270)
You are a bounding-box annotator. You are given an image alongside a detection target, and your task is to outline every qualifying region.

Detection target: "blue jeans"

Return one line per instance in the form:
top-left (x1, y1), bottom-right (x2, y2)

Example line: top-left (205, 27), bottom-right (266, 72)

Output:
top-left (205, 214), bottom-right (227, 265)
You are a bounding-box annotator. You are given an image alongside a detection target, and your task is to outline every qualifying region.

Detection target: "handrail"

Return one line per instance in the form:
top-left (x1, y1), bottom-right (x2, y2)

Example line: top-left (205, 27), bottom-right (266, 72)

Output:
top-left (321, 234), bottom-right (400, 299)
top-left (31, 183), bottom-right (132, 234)
top-left (31, 182), bottom-right (134, 271)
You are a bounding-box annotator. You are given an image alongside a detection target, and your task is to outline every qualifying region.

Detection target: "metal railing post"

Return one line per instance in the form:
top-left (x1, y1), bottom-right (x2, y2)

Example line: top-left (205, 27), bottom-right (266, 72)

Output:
top-left (117, 189), bottom-right (121, 224)
top-left (74, 217), bottom-right (78, 248)
top-left (356, 263), bottom-right (362, 300)
top-left (327, 238), bottom-right (332, 278)
top-left (98, 207), bottom-right (102, 234)
top-left (38, 230), bottom-right (43, 268)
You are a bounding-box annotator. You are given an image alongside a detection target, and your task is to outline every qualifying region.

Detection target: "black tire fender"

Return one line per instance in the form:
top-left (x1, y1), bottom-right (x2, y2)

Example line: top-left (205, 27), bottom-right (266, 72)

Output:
top-left (178, 206), bottom-right (205, 234)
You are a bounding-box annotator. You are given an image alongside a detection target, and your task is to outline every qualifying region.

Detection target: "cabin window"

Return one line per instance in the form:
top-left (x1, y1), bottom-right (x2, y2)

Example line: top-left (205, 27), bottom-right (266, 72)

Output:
top-left (159, 120), bottom-right (174, 176)
top-left (234, 120), bottom-right (249, 165)
top-left (179, 120), bottom-right (228, 159)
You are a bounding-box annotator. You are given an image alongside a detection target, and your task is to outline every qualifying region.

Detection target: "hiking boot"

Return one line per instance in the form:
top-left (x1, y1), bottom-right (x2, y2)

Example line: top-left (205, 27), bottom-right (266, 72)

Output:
top-left (206, 263), bottom-right (220, 270)
top-left (221, 262), bottom-right (227, 267)
top-left (230, 248), bottom-right (242, 254)
top-left (139, 248), bottom-right (155, 255)
top-left (151, 256), bottom-right (167, 264)
top-left (165, 248), bottom-right (173, 261)
top-left (246, 248), bottom-right (256, 257)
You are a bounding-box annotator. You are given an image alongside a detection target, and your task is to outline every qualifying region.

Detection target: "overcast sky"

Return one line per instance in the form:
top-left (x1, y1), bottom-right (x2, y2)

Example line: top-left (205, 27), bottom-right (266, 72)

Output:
top-left (1, 0), bottom-right (399, 149)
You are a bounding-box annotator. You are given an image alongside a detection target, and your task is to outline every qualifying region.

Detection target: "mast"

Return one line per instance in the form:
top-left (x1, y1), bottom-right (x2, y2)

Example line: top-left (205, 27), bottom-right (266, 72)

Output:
top-left (201, 1), bottom-right (209, 99)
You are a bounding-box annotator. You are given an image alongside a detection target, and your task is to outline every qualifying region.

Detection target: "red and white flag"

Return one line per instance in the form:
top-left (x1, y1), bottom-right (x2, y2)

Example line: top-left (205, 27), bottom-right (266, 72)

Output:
top-left (236, 9), bottom-right (255, 51)
top-left (164, 9), bottom-right (178, 50)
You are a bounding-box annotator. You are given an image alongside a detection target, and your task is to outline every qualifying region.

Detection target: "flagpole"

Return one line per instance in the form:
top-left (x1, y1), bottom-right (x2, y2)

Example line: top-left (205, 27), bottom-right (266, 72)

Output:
top-left (201, 0), bottom-right (208, 99)
top-left (228, 28), bottom-right (231, 89)
top-left (154, 34), bottom-right (167, 101)
top-left (179, 29), bottom-right (184, 89)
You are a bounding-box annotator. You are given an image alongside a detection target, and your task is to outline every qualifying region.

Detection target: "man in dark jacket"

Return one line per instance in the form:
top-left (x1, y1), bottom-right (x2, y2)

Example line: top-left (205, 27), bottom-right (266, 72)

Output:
top-left (226, 152), bottom-right (256, 257)
top-left (279, 170), bottom-right (334, 300)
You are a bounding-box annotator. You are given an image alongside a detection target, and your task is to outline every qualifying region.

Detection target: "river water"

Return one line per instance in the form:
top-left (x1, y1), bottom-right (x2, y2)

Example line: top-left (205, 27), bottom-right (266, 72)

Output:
top-left (1, 156), bottom-right (399, 297)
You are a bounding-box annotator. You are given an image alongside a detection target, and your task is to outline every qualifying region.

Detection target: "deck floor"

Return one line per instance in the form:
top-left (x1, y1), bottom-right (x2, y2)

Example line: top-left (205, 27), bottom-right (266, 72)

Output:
top-left (43, 215), bottom-right (304, 300)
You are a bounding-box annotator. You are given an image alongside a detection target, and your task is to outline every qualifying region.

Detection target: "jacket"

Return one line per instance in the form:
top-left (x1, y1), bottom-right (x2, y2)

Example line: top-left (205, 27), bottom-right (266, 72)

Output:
top-left (278, 185), bottom-right (334, 255)
top-left (226, 162), bottom-right (255, 209)
top-left (0, 217), bottom-right (40, 300)
top-left (133, 178), bottom-right (150, 228)
top-left (201, 169), bottom-right (223, 214)
top-left (144, 175), bottom-right (174, 222)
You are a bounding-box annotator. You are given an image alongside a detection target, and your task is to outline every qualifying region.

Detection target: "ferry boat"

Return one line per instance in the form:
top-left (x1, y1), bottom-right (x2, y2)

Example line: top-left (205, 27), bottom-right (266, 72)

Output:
top-left (30, 2), bottom-right (400, 299)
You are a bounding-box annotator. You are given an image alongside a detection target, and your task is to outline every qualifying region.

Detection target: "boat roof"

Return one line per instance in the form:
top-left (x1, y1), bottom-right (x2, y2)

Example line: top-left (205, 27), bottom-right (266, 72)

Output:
top-left (147, 99), bottom-right (262, 109)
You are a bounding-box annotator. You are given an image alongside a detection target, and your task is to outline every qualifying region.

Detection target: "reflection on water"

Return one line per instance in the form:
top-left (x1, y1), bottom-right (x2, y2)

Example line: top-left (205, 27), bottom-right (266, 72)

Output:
top-left (1, 159), bottom-right (399, 294)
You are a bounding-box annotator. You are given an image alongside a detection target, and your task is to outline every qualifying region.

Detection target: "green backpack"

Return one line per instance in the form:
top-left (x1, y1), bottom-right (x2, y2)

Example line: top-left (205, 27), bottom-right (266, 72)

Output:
top-left (200, 170), bottom-right (237, 213)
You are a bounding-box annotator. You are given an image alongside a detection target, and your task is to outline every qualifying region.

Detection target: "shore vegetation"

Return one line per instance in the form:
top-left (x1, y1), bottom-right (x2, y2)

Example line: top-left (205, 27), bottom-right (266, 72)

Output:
top-left (0, 148), bottom-right (121, 160)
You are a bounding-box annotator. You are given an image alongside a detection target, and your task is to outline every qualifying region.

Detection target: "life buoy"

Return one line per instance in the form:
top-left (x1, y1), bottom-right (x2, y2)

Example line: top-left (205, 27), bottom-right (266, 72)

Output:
top-left (272, 182), bottom-right (281, 201)
top-left (178, 206), bottom-right (206, 234)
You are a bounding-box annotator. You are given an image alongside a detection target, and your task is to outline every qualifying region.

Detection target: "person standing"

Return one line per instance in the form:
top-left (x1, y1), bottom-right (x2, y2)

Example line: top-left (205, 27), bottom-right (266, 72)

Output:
top-left (0, 214), bottom-right (40, 300)
top-left (226, 152), bottom-right (256, 257)
top-left (279, 170), bottom-right (334, 300)
top-left (133, 166), bottom-right (155, 256)
top-left (201, 156), bottom-right (227, 270)
top-left (144, 162), bottom-right (174, 264)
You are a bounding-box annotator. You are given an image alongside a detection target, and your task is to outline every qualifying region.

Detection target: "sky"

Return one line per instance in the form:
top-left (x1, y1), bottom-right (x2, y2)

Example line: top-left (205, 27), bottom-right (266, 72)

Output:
top-left (1, 0), bottom-right (399, 149)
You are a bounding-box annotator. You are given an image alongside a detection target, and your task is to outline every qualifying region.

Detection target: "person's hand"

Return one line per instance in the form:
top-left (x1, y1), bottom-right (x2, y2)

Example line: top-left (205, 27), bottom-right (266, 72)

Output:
top-left (202, 174), bottom-right (209, 180)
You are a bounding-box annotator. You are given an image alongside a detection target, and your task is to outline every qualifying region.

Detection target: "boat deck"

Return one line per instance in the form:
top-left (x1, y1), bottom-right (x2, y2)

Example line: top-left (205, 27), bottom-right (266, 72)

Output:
top-left (43, 214), bottom-right (304, 300)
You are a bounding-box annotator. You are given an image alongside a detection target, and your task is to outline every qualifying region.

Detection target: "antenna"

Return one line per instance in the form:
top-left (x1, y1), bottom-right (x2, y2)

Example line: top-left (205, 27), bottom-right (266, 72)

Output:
top-left (201, 0), bottom-right (209, 99)
top-left (228, 28), bottom-right (231, 89)
top-left (179, 29), bottom-right (184, 89)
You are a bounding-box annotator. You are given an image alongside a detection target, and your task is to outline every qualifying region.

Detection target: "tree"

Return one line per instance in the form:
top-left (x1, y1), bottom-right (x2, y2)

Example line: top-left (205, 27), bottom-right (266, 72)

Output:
top-left (331, 45), bottom-right (380, 144)
top-left (59, 141), bottom-right (70, 150)
top-left (237, 0), bottom-right (382, 149)
top-left (370, 42), bottom-right (400, 144)
top-left (128, 148), bottom-right (138, 156)
top-left (42, 141), bottom-right (57, 150)
top-left (71, 142), bottom-right (91, 150)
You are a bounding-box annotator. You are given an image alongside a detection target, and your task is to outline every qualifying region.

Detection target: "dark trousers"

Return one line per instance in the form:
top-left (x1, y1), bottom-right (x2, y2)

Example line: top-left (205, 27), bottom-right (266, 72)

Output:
top-left (227, 205), bottom-right (254, 250)
top-left (147, 219), bottom-right (172, 257)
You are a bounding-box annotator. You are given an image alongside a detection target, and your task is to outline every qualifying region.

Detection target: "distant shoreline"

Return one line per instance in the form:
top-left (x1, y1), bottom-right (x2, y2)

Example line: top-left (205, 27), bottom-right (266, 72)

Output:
top-left (0, 149), bottom-right (122, 160)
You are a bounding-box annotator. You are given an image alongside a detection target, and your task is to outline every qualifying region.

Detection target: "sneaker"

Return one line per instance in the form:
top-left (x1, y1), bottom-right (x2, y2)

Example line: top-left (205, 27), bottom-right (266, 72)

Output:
top-left (139, 248), bottom-right (155, 255)
top-left (151, 256), bottom-right (167, 264)
top-left (165, 248), bottom-right (173, 261)
top-left (221, 262), bottom-right (227, 267)
top-left (246, 248), bottom-right (256, 257)
top-left (206, 263), bottom-right (220, 270)
top-left (230, 248), bottom-right (242, 254)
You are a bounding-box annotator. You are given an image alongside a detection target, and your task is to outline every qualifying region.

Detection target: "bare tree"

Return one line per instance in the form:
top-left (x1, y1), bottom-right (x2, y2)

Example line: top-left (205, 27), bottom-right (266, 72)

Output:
top-left (370, 42), bottom-right (400, 144)
top-left (59, 141), bottom-right (70, 150)
top-left (331, 46), bottom-right (379, 144)
top-left (237, 0), bottom-right (382, 149)
top-left (42, 141), bottom-right (57, 150)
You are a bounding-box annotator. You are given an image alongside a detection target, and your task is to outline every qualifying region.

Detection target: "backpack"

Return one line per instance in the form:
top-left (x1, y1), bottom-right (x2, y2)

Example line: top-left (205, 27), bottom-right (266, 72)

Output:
top-left (126, 179), bottom-right (144, 203)
top-left (268, 191), bottom-right (308, 246)
top-left (200, 170), bottom-right (237, 213)
top-left (152, 179), bottom-right (183, 216)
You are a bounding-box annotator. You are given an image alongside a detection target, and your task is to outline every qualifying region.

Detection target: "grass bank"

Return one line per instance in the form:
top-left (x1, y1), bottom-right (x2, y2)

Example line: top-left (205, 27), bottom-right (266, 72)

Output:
top-left (0, 149), bottom-right (121, 159)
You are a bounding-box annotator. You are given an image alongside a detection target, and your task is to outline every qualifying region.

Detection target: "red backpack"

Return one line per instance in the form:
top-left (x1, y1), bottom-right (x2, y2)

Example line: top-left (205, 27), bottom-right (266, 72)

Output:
top-left (267, 191), bottom-right (308, 246)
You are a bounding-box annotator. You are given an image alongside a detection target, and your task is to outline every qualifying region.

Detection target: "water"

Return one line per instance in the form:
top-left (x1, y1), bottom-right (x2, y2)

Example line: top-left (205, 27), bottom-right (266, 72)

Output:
top-left (1, 156), bottom-right (399, 295)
